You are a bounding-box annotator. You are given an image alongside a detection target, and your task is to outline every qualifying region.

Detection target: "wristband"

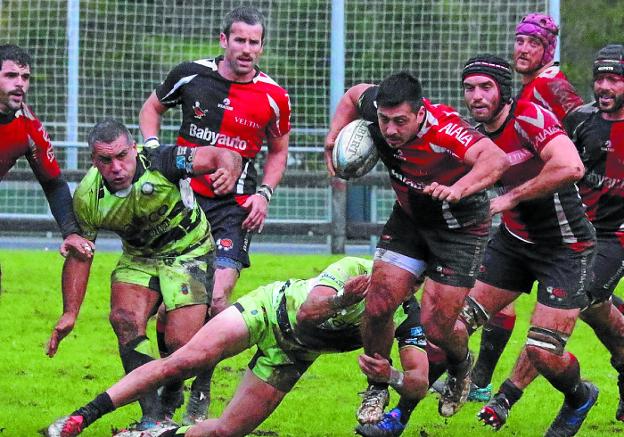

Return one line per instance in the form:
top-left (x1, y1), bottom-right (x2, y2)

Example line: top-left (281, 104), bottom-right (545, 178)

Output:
top-left (256, 184), bottom-right (273, 203)
top-left (388, 367), bottom-right (404, 390)
top-left (144, 136), bottom-right (160, 149)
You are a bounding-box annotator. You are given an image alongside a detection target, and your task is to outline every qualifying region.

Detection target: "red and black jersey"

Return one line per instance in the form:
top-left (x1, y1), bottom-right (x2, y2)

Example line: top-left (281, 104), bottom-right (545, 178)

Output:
top-left (155, 56), bottom-right (291, 199)
top-left (359, 87), bottom-right (489, 229)
top-left (565, 103), bottom-right (624, 240)
top-left (480, 100), bottom-right (594, 244)
top-left (517, 65), bottom-right (583, 123)
top-left (0, 104), bottom-right (61, 182)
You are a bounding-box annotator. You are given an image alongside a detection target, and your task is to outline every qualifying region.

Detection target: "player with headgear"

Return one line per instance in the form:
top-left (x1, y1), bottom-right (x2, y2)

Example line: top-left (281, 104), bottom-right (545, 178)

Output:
top-left (467, 12), bottom-right (588, 405)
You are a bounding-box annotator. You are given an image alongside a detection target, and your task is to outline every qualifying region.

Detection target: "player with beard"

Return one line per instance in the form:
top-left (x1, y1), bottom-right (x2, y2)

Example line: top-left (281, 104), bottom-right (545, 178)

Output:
top-left (468, 13), bottom-right (587, 403)
top-left (325, 71), bottom-right (508, 425)
top-left (478, 44), bottom-right (624, 433)
top-left (0, 44), bottom-right (92, 286)
top-left (139, 6), bottom-right (291, 424)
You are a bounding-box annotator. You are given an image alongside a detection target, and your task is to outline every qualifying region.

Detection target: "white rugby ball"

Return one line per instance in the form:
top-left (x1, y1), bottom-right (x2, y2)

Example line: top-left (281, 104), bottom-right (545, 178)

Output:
top-left (332, 119), bottom-right (379, 180)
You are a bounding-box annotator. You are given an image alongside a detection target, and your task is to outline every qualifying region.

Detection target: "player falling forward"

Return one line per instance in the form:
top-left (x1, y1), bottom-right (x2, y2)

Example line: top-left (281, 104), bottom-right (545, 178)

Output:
top-left (47, 257), bottom-right (430, 437)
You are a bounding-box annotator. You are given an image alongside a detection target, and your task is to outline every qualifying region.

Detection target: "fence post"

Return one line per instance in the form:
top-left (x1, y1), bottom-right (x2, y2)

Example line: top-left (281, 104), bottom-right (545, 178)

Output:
top-left (330, 0), bottom-right (346, 253)
top-left (66, 0), bottom-right (80, 171)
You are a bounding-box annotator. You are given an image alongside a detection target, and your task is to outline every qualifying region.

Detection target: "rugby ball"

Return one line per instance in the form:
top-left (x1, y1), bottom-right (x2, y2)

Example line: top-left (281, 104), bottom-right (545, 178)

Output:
top-left (332, 119), bottom-right (379, 180)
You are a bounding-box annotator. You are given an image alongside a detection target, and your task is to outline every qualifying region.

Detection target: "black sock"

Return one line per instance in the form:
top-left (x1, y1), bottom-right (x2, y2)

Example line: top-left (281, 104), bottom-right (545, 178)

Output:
top-left (119, 336), bottom-right (161, 419)
top-left (396, 397), bottom-right (419, 424)
top-left (472, 314), bottom-right (515, 388)
top-left (498, 379), bottom-right (523, 408)
top-left (565, 381), bottom-right (589, 409)
top-left (368, 381), bottom-right (389, 390)
top-left (72, 392), bottom-right (115, 428)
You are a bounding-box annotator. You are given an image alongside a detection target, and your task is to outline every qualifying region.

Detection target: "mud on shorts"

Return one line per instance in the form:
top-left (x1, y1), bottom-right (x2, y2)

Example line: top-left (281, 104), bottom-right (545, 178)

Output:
top-left (196, 194), bottom-right (252, 270)
top-left (233, 282), bottom-right (316, 393)
top-left (376, 203), bottom-right (489, 288)
top-left (477, 225), bottom-right (595, 309)
top-left (111, 245), bottom-right (215, 311)
top-left (586, 235), bottom-right (624, 305)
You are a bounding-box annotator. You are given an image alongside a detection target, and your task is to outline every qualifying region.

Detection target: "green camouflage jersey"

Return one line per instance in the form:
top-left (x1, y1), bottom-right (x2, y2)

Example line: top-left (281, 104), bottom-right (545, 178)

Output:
top-left (73, 145), bottom-right (213, 257)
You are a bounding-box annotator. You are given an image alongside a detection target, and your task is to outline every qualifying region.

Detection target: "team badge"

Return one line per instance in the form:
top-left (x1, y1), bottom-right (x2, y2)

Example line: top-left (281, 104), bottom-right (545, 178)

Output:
top-left (546, 286), bottom-right (568, 303)
top-left (180, 284), bottom-right (189, 295)
top-left (192, 101), bottom-right (208, 119)
top-left (217, 238), bottom-right (234, 251)
top-left (141, 182), bottom-right (154, 195)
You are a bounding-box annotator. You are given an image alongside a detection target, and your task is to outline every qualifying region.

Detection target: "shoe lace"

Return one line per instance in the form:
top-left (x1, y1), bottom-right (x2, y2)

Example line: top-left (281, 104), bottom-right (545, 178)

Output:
top-left (359, 389), bottom-right (386, 408)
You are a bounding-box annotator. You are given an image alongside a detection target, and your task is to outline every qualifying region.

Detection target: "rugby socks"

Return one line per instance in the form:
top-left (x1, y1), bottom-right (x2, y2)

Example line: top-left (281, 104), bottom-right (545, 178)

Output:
top-left (119, 336), bottom-right (162, 419)
top-left (498, 379), bottom-right (523, 408)
top-left (72, 392), bottom-right (115, 427)
top-left (396, 397), bottom-right (419, 425)
top-left (472, 312), bottom-right (516, 388)
top-left (156, 317), bottom-right (170, 358)
top-left (540, 352), bottom-right (588, 409)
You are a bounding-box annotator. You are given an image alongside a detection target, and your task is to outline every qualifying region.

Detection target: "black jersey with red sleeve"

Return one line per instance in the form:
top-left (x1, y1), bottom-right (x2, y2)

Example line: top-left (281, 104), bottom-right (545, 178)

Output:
top-left (155, 56), bottom-right (291, 199)
top-left (358, 86), bottom-right (490, 229)
top-left (517, 65), bottom-right (583, 123)
top-left (0, 104), bottom-right (61, 181)
top-left (565, 103), bottom-right (624, 240)
top-left (480, 100), bottom-right (594, 244)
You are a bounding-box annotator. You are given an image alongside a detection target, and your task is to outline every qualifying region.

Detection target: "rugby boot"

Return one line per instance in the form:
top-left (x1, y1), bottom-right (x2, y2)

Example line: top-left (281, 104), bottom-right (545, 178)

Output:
top-left (468, 383), bottom-right (492, 402)
top-left (355, 408), bottom-right (405, 437)
top-left (356, 385), bottom-right (390, 424)
top-left (46, 415), bottom-right (85, 437)
top-left (616, 368), bottom-right (624, 422)
top-left (438, 352), bottom-right (472, 417)
top-left (113, 418), bottom-right (178, 437)
top-left (544, 382), bottom-right (599, 437)
top-left (477, 392), bottom-right (510, 430)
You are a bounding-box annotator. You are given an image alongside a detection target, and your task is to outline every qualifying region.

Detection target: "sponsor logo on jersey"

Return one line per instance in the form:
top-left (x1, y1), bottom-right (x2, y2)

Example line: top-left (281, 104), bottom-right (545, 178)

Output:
top-left (189, 124), bottom-right (248, 150)
top-left (180, 284), bottom-right (189, 295)
top-left (234, 116), bottom-right (261, 129)
top-left (193, 101), bottom-right (208, 119)
top-left (534, 125), bottom-right (561, 145)
top-left (141, 182), bottom-right (154, 195)
top-left (390, 168), bottom-right (428, 191)
top-left (584, 170), bottom-right (624, 190)
top-left (218, 97), bottom-right (233, 111)
top-left (394, 149), bottom-right (407, 161)
top-left (437, 122), bottom-right (474, 147)
top-left (217, 238), bottom-right (234, 251)
top-left (546, 286), bottom-right (568, 303)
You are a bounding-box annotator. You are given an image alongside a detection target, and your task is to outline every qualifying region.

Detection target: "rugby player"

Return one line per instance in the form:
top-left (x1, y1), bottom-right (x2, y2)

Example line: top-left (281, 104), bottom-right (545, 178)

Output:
top-left (139, 6), bottom-right (291, 422)
top-left (325, 71), bottom-right (508, 422)
top-left (478, 44), bottom-right (624, 433)
top-left (470, 13), bottom-right (586, 402)
top-left (46, 119), bottom-right (241, 434)
top-left (47, 257), bottom-right (430, 437)
top-left (0, 44), bottom-right (92, 287)
top-left (454, 55), bottom-right (597, 437)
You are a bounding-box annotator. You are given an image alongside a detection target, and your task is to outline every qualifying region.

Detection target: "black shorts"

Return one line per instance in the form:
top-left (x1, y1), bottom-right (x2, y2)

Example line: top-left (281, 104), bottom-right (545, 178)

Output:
top-left (377, 203), bottom-right (490, 288)
top-left (478, 225), bottom-right (595, 309)
top-left (587, 236), bottom-right (624, 304)
top-left (196, 195), bottom-right (252, 269)
top-left (395, 296), bottom-right (427, 350)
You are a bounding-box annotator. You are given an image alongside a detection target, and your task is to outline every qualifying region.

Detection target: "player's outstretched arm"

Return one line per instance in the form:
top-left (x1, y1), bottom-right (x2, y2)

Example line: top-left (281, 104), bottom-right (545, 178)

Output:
top-left (47, 254), bottom-right (93, 357)
top-left (325, 83), bottom-right (374, 175)
top-left (490, 135), bottom-right (584, 215)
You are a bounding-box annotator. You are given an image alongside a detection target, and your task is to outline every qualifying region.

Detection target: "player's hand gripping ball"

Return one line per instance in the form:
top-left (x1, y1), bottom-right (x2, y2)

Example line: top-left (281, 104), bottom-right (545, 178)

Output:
top-left (332, 119), bottom-right (379, 180)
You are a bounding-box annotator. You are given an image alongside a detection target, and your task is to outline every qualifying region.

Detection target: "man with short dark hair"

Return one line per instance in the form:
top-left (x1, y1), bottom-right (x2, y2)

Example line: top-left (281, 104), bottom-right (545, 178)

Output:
top-left (139, 7), bottom-right (291, 421)
top-left (46, 119), bottom-right (242, 435)
top-left (0, 44), bottom-right (92, 287)
top-left (455, 54), bottom-right (598, 437)
top-left (325, 71), bottom-right (508, 424)
top-left (47, 257), bottom-right (430, 437)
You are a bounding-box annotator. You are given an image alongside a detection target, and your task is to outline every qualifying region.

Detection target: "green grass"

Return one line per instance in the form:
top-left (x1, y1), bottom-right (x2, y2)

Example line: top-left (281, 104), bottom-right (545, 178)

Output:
top-left (0, 249), bottom-right (621, 436)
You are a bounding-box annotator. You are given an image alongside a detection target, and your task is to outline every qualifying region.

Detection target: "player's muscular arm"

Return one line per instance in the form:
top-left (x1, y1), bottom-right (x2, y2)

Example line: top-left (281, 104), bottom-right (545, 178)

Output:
top-left (47, 254), bottom-right (93, 357)
top-left (425, 138), bottom-right (508, 202)
top-left (296, 275), bottom-right (369, 326)
top-left (139, 92), bottom-right (168, 144)
top-left (192, 147), bottom-right (243, 195)
top-left (491, 135), bottom-right (584, 215)
top-left (325, 83), bottom-right (374, 175)
top-left (241, 134), bottom-right (289, 232)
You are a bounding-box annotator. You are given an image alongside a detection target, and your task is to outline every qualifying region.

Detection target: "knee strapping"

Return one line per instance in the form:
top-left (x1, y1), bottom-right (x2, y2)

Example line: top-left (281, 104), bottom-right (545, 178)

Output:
top-left (526, 327), bottom-right (569, 356)
top-left (459, 296), bottom-right (489, 335)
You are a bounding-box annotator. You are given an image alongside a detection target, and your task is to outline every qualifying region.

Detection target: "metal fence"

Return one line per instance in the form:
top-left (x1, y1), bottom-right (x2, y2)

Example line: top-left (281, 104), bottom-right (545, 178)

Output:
top-left (1, 0), bottom-right (550, 251)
